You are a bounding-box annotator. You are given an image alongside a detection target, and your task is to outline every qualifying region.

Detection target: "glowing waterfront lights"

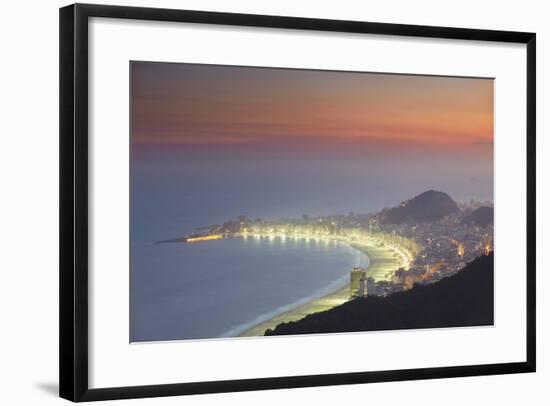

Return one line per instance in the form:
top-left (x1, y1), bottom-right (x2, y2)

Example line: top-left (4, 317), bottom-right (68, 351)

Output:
top-left (229, 224), bottom-right (418, 289)
top-left (186, 234), bottom-right (223, 243)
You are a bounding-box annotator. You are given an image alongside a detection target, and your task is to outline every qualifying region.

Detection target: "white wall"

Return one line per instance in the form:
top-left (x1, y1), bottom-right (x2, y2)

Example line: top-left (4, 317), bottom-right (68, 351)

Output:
top-left (0, 0), bottom-right (546, 404)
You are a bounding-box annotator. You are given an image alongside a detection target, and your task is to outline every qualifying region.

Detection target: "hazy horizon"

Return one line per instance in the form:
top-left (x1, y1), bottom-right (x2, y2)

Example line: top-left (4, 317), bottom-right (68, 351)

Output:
top-left (131, 62), bottom-right (493, 241)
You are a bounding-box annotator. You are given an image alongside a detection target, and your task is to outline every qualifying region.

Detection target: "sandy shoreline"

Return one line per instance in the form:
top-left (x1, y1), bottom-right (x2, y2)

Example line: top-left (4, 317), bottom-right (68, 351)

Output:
top-left (239, 242), bottom-right (403, 337)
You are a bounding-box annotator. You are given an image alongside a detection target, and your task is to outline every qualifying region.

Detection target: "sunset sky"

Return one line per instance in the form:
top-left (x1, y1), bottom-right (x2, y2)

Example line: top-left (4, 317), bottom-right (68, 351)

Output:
top-left (131, 62), bottom-right (493, 152)
top-left (131, 62), bottom-right (493, 238)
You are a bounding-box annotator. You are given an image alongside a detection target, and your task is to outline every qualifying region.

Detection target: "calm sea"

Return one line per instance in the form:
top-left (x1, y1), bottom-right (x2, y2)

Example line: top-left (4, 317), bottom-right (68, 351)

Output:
top-left (130, 145), bottom-right (492, 342)
top-left (130, 237), bottom-right (367, 342)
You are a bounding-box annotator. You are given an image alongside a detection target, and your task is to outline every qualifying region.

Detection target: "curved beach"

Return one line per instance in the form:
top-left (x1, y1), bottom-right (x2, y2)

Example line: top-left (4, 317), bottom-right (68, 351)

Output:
top-left (238, 242), bottom-right (403, 337)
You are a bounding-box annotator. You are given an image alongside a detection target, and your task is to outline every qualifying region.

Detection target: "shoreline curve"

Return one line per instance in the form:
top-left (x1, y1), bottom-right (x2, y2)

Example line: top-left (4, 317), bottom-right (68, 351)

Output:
top-left (237, 241), bottom-right (403, 337)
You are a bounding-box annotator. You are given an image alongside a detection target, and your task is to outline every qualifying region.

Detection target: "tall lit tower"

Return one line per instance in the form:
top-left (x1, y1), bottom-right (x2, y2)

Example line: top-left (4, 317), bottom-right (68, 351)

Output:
top-left (350, 267), bottom-right (367, 298)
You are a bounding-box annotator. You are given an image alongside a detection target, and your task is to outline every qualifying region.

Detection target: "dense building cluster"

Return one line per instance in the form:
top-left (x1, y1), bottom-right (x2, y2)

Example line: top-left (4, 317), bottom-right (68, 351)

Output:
top-left (370, 208), bottom-right (493, 292)
top-left (197, 198), bottom-right (493, 299)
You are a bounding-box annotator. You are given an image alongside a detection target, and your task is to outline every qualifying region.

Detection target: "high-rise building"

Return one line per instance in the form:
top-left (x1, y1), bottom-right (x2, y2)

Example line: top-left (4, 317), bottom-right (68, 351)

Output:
top-left (358, 275), bottom-right (367, 297)
top-left (367, 277), bottom-right (377, 296)
top-left (350, 267), bottom-right (367, 298)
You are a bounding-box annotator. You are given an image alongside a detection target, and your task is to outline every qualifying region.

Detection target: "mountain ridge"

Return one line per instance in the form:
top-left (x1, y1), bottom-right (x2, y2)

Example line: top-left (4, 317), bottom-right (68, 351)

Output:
top-left (265, 253), bottom-right (494, 336)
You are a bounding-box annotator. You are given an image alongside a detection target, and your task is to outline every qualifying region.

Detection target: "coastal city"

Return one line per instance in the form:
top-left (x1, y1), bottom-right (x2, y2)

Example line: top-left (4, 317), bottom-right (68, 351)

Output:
top-left (172, 190), bottom-right (493, 301)
top-left (132, 64), bottom-right (496, 341)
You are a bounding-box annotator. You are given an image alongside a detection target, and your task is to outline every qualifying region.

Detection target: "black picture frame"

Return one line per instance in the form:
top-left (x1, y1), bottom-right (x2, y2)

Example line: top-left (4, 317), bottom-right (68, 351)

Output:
top-left (59, 3), bottom-right (536, 402)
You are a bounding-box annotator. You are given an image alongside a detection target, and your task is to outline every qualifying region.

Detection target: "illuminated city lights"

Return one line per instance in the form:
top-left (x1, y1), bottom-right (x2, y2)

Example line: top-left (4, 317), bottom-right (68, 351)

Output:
top-left (178, 198), bottom-right (492, 300)
top-left (186, 234), bottom-right (224, 243)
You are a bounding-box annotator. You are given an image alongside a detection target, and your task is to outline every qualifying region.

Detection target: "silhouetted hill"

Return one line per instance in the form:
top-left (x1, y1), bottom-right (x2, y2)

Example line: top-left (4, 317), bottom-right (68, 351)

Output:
top-left (382, 190), bottom-right (459, 225)
top-left (265, 253), bottom-right (493, 336)
top-left (462, 206), bottom-right (493, 227)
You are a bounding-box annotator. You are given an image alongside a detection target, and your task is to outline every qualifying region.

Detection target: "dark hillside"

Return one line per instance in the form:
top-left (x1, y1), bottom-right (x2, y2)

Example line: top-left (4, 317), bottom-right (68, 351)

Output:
top-left (265, 253), bottom-right (494, 336)
top-left (462, 206), bottom-right (493, 227)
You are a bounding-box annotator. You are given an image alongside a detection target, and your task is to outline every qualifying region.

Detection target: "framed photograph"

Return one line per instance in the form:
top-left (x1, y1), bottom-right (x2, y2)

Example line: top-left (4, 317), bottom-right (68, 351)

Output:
top-left (59, 3), bottom-right (536, 402)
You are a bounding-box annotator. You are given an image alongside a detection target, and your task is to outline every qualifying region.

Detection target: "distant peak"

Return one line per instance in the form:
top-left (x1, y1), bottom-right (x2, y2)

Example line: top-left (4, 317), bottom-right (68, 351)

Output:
top-left (382, 190), bottom-right (458, 225)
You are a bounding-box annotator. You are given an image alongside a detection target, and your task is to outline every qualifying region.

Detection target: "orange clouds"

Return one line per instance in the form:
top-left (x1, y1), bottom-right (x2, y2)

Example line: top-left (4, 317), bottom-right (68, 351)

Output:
top-left (132, 62), bottom-right (493, 152)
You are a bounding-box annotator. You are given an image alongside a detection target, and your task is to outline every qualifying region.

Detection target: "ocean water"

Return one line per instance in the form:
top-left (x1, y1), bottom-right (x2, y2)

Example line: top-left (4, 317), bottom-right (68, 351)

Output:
top-left (130, 236), bottom-right (367, 342)
top-left (130, 145), bottom-right (493, 342)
